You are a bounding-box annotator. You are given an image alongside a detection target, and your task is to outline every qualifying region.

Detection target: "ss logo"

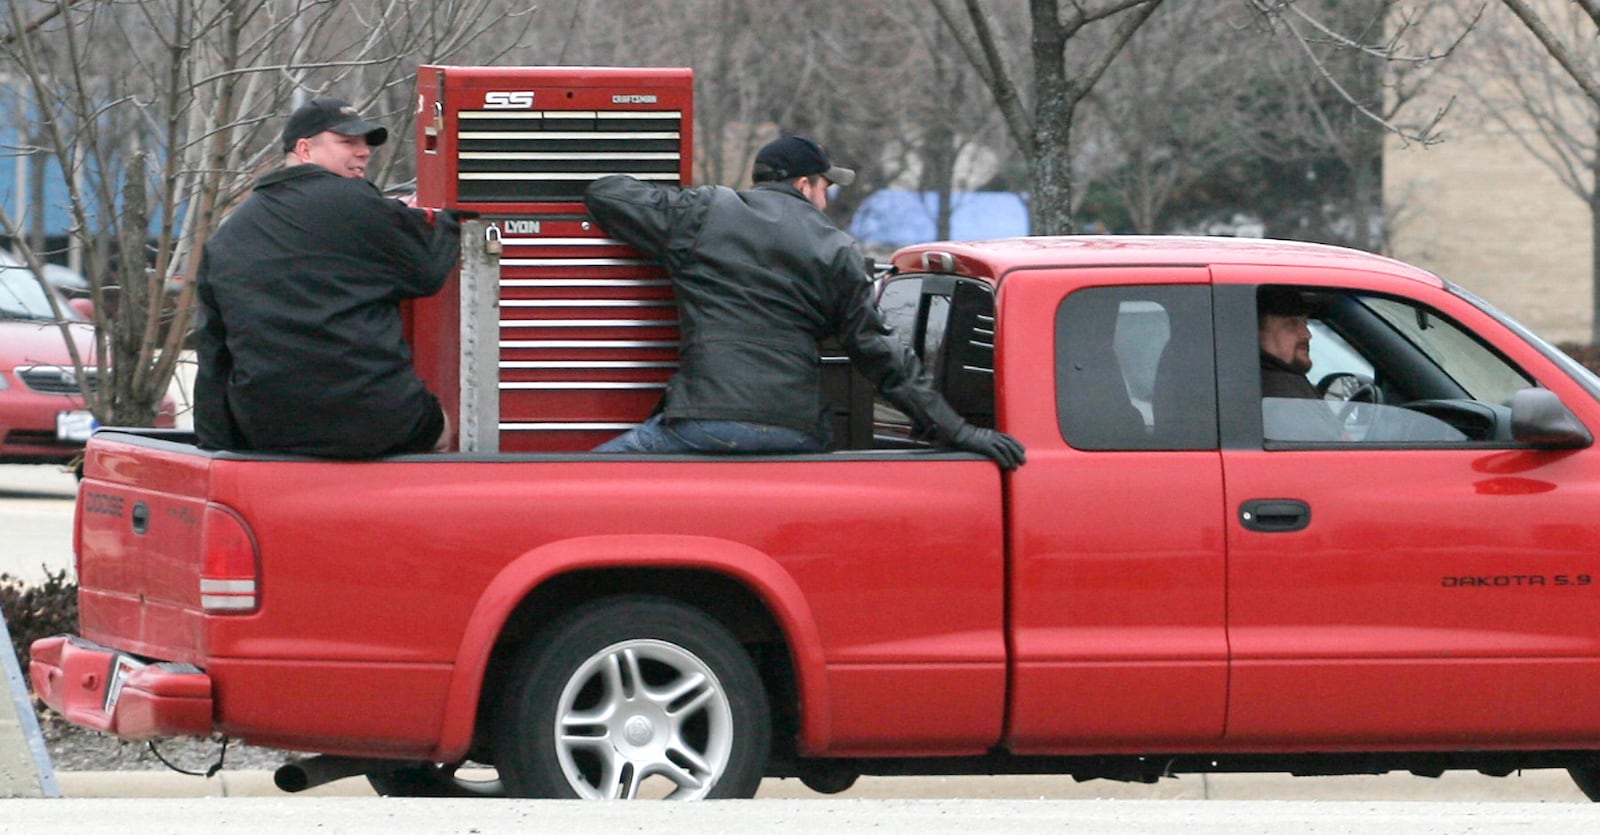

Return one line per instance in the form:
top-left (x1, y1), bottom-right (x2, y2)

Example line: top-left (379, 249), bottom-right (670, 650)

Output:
top-left (484, 91), bottom-right (535, 109)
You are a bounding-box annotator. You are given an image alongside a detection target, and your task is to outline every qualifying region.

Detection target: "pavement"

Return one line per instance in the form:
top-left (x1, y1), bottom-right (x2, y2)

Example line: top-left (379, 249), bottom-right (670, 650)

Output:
top-left (8, 797), bottom-right (1600, 835)
top-left (42, 768), bottom-right (1594, 801)
top-left (0, 463), bottom-right (76, 585)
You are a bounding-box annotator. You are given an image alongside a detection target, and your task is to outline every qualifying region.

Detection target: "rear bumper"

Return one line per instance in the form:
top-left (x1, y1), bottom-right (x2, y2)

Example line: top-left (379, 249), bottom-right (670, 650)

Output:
top-left (29, 635), bottom-right (213, 740)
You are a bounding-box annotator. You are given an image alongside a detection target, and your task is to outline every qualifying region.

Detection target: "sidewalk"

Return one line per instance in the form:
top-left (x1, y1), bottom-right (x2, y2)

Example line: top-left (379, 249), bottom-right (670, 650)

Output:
top-left (50, 769), bottom-right (1591, 801)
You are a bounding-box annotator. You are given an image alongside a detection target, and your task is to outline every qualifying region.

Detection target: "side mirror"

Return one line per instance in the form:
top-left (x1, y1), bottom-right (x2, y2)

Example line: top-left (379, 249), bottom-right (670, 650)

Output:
top-left (1511, 387), bottom-right (1592, 449)
top-left (68, 297), bottom-right (95, 320)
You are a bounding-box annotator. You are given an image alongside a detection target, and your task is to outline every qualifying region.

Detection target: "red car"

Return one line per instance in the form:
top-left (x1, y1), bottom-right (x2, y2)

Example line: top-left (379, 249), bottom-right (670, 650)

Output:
top-left (0, 265), bottom-right (174, 464)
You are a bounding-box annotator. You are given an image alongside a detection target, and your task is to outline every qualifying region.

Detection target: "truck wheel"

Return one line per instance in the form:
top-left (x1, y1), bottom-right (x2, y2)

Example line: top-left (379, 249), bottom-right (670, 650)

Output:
top-left (366, 761), bottom-right (504, 797)
top-left (495, 595), bottom-right (770, 800)
top-left (1570, 767), bottom-right (1600, 801)
top-left (798, 763), bottom-right (859, 794)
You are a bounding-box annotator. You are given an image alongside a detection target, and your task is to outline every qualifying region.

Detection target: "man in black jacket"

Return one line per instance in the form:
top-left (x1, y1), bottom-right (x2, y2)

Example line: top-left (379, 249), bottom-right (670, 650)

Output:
top-left (1258, 286), bottom-right (1347, 440)
top-left (583, 135), bottom-right (1024, 469)
top-left (1259, 286), bottom-right (1320, 400)
top-left (194, 97), bottom-right (464, 457)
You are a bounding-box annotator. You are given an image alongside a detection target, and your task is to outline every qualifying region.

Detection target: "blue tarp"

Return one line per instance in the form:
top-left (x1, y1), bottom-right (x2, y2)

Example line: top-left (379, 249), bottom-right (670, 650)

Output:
top-left (848, 190), bottom-right (1030, 247)
top-left (0, 126), bottom-right (75, 235)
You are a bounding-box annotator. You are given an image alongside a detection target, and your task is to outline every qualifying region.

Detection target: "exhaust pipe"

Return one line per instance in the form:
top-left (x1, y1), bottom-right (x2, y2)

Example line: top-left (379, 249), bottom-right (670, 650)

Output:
top-left (274, 755), bottom-right (406, 793)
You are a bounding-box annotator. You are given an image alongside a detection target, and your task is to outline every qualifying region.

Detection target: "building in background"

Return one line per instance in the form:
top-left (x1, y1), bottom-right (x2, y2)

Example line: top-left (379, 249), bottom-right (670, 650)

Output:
top-left (1385, 1), bottom-right (1596, 344)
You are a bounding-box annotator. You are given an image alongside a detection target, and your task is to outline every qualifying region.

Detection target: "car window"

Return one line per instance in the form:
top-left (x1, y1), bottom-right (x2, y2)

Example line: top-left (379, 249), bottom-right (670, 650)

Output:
top-left (1307, 321), bottom-right (1371, 381)
top-left (877, 277), bottom-right (923, 358)
top-left (872, 274), bottom-right (998, 439)
top-left (1257, 286), bottom-right (1534, 446)
top-left (1057, 285), bottom-right (1216, 451)
top-left (0, 263), bottom-right (76, 321)
top-left (873, 277), bottom-right (933, 438)
top-left (1362, 296), bottom-right (1530, 406)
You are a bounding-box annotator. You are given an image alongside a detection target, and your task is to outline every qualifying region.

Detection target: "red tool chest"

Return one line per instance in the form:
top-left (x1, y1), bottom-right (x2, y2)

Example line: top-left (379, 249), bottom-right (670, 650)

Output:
top-left (409, 65), bottom-right (694, 452)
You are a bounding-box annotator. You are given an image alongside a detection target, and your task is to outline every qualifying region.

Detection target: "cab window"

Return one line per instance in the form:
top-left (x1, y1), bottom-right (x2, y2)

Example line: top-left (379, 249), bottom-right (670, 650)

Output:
top-left (874, 274), bottom-right (996, 441)
top-left (1258, 286), bottom-right (1536, 445)
top-left (1056, 285), bottom-right (1216, 451)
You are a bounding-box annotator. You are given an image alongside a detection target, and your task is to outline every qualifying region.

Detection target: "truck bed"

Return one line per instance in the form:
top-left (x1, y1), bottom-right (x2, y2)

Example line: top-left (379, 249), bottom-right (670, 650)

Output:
top-left (57, 429), bottom-right (1007, 756)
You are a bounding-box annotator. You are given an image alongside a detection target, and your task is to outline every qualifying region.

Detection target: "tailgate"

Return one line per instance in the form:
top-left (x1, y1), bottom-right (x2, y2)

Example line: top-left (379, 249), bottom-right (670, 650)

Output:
top-left (76, 431), bottom-right (212, 663)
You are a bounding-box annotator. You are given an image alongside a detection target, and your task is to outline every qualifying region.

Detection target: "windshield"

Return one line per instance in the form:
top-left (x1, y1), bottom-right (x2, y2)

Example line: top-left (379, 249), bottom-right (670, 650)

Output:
top-left (0, 266), bottom-right (72, 321)
top-left (1450, 280), bottom-right (1600, 404)
top-left (1361, 295), bottom-right (1531, 405)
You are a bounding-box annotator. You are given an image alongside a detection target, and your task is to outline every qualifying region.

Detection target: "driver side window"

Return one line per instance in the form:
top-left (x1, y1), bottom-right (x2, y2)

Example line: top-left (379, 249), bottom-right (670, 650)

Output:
top-left (1258, 286), bottom-right (1534, 446)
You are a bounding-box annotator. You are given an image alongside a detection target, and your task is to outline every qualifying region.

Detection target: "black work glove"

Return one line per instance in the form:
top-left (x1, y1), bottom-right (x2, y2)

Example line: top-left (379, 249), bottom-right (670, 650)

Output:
top-left (440, 208), bottom-right (481, 222)
top-left (951, 424), bottom-right (1026, 470)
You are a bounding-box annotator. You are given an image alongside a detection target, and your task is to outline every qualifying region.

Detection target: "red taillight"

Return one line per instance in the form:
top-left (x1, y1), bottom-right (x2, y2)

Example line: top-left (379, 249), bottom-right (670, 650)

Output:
top-left (200, 504), bottom-right (259, 613)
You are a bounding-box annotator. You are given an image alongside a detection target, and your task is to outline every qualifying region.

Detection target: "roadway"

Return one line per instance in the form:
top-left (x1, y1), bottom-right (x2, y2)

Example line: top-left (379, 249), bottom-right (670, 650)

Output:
top-left (1, 796), bottom-right (1597, 834)
top-left (0, 463), bottom-right (76, 584)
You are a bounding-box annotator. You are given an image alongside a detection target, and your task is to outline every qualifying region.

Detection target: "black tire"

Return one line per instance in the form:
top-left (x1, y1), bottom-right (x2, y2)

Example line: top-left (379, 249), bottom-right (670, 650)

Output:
top-left (798, 763), bottom-right (859, 795)
top-left (495, 595), bottom-right (771, 800)
top-left (366, 761), bottom-right (504, 797)
top-left (1570, 767), bottom-right (1600, 801)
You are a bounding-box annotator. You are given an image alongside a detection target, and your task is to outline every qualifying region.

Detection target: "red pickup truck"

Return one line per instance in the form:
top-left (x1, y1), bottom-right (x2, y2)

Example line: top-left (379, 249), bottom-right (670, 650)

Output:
top-left (30, 235), bottom-right (1600, 801)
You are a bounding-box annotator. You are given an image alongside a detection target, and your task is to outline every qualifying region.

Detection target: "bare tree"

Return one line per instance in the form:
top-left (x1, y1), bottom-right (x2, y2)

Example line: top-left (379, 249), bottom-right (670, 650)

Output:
top-left (929, 0), bottom-right (1472, 238)
top-left (1243, 1), bottom-right (1462, 147)
top-left (534, 0), bottom-right (826, 189)
top-left (1079, 3), bottom-right (1262, 234)
top-left (881, 3), bottom-right (1015, 242)
top-left (1491, 0), bottom-right (1600, 341)
top-left (546, 0), bottom-right (1013, 236)
top-left (0, 0), bottom-right (537, 430)
top-left (1236, 2), bottom-right (1463, 249)
top-left (930, 0), bottom-right (1167, 236)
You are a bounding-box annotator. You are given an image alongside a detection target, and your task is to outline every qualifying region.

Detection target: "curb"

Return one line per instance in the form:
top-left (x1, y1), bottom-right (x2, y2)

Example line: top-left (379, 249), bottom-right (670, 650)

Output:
top-left (57, 770), bottom-right (374, 798)
top-left (52, 769), bottom-right (1590, 801)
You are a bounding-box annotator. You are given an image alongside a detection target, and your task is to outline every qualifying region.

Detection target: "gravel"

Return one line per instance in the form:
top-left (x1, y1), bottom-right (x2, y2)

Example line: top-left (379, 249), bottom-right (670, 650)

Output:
top-left (36, 707), bottom-right (293, 774)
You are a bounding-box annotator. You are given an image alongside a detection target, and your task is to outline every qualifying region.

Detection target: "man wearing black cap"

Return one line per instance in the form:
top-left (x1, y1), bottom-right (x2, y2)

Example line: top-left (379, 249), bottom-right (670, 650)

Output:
top-left (582, 134), bottom-right (1024, 468)
top-left (1258, 285), bottom-right (1351, 441)
top-left (193, 97), bottom-right (466, 457)
top-left (1258, 286), bottom-right (1320, 399)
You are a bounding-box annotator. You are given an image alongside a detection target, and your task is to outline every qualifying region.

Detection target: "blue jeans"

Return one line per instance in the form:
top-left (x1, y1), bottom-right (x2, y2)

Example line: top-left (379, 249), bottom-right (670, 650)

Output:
top-left (594, 415), bottom-right (826, 454)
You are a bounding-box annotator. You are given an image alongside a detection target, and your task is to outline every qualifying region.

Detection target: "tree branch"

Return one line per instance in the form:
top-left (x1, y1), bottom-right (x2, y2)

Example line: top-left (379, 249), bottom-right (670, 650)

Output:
top-left (1064, 0), bottom-right (1166, 105)
top-left (0, 0), bottom-right (93, 46)
top-left (929, 0), bottom-right (1036, 156)
top-left (1500, 0), bottom-right (1600, 109)
top-left (1247, 0), bottom-right (1465, 146)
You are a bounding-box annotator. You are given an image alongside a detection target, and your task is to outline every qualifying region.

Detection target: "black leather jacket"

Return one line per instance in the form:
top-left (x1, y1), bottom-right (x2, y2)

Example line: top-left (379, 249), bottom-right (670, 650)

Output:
top-left (1260, 351), bottom-right (1320, 399)
top-left (194, 164), bottom-right (460, 457)
top-left (585, 175), bottom-right (972, 444)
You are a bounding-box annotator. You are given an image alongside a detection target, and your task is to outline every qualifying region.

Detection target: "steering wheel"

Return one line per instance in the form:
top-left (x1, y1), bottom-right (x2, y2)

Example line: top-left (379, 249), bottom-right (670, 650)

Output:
top-left (1317, 372), bottom-right (1385, 438)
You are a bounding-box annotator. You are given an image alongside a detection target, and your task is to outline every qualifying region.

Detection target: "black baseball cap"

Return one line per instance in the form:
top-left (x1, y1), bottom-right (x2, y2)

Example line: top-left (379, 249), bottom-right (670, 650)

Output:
top-left (1258, 286), bottom-right (1320, 318)
top-left (281, 97), bottom-right (388, 152)
top-left (752, 135), bottom-right (855, 187)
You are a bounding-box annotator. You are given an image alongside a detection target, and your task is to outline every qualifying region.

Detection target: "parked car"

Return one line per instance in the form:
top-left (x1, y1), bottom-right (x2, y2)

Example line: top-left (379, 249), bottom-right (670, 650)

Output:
top-left (0, 261), bottom-right (174, 465)
top-left (41, 262), bottom-right (91, 297)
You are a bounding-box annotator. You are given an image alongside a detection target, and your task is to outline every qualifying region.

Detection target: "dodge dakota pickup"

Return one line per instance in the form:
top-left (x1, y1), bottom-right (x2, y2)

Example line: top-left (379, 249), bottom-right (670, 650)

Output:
top-left (31, 235), bottom-right (1600, 801)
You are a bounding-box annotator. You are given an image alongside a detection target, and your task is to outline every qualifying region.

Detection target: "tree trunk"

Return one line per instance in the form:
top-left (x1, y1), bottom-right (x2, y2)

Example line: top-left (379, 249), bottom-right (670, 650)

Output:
top-left (1029, 115), bottom-right (1076, 236)
top-left (924, 112), bottom-right (958, 241)
top-left (1027, 0), bottom-right (1071, 236)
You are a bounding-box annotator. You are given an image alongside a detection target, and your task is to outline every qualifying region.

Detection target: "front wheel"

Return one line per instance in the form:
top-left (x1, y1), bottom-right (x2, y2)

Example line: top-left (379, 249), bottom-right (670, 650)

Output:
top-left (495, 595), bottom-right (771, 799)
